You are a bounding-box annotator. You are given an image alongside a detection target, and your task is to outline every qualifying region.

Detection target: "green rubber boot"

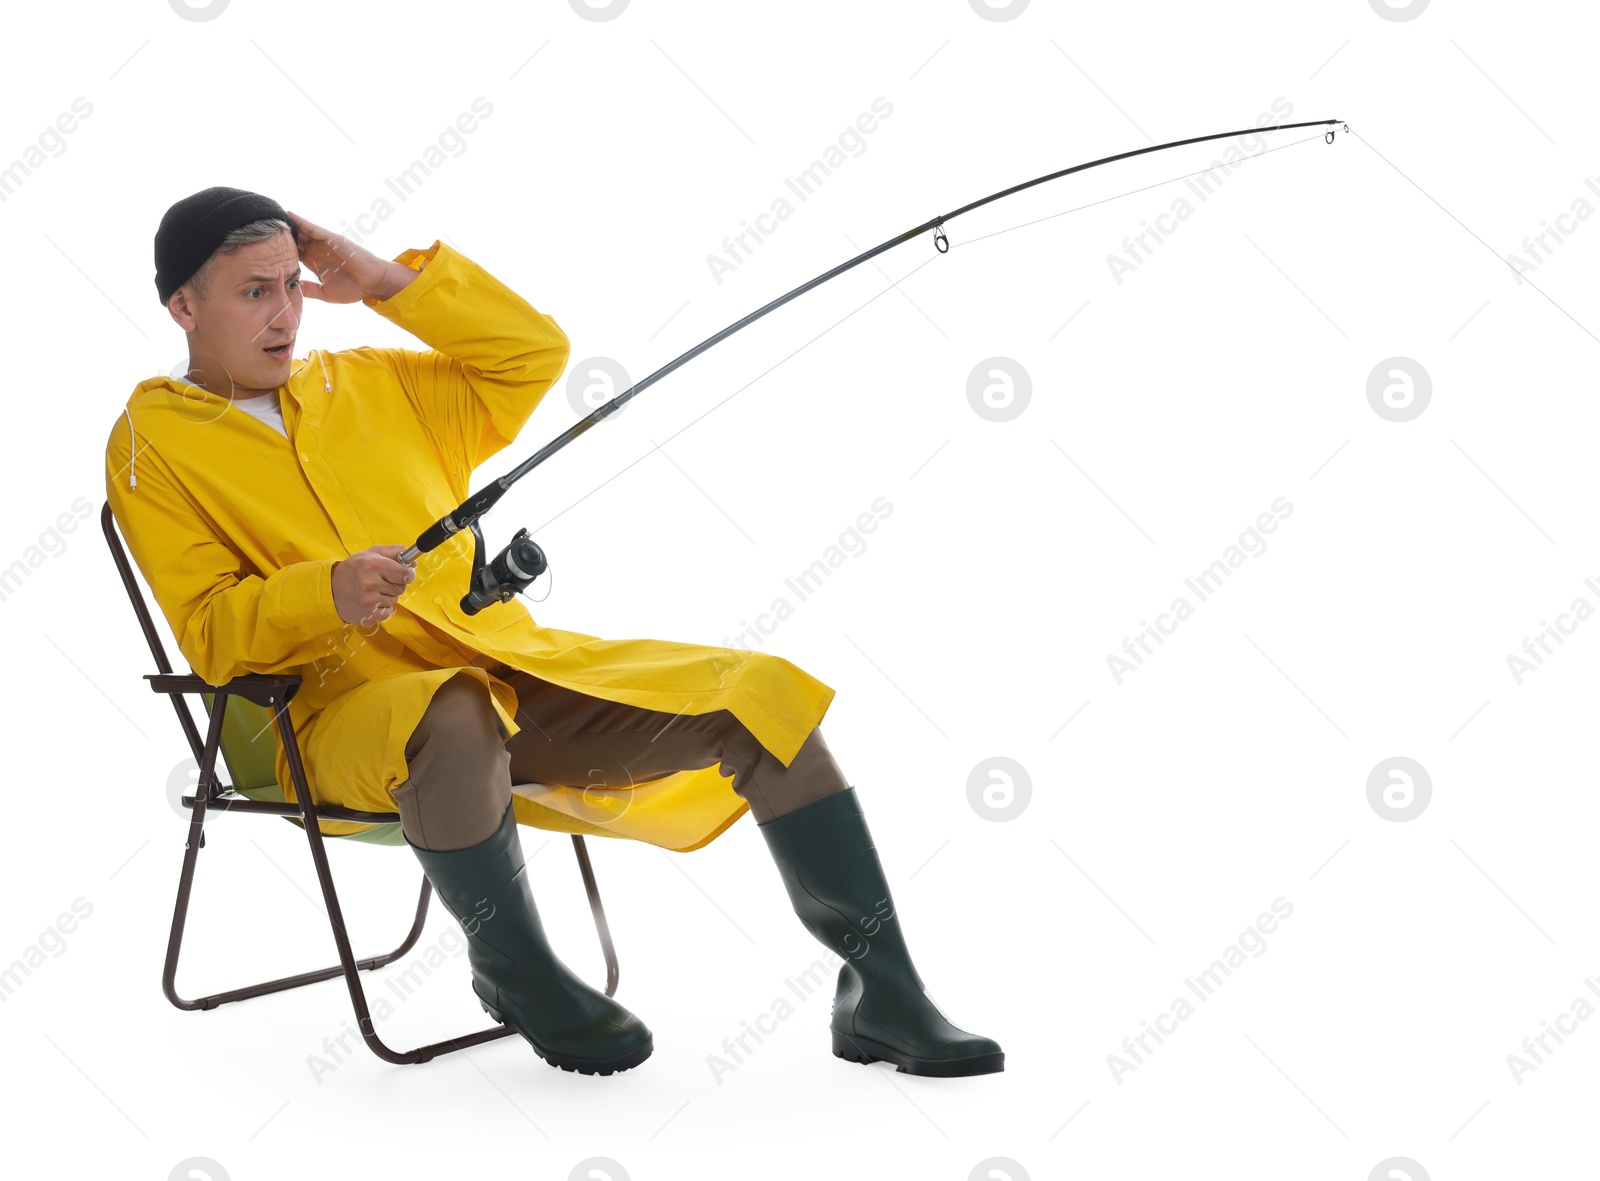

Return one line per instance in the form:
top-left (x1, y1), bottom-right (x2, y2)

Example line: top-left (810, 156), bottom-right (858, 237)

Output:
top-left (406, 800), bottom-right (652, 1075)
top-left (757, 786), bottom-right (1004, 1076)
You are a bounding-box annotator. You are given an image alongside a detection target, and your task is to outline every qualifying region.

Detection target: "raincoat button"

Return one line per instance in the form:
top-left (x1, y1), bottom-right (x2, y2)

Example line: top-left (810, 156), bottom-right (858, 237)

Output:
top-left (299, 452), bottom-right (309, 463)
top-left (433, 595), bottom-right (442, 605)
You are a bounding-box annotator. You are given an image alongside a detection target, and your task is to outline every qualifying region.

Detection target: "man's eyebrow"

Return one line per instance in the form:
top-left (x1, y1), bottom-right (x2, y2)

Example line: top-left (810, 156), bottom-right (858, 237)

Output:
top-left (239, 268), bottom-right (303, 284)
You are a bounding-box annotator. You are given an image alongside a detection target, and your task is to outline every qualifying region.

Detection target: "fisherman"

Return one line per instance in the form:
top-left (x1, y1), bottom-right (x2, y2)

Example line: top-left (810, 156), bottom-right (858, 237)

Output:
top-left (105, 186), bottom-right (1002, 1077)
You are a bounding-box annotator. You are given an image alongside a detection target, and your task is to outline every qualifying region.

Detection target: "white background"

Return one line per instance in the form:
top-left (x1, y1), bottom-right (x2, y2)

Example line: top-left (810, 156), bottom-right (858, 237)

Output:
top-left (3, 0), bottom-right (1598, 1177)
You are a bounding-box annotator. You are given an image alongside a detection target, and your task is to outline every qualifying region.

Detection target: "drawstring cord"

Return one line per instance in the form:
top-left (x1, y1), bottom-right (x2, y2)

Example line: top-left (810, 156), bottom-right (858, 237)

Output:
top-left (124, 405), bottom-right (137, 490)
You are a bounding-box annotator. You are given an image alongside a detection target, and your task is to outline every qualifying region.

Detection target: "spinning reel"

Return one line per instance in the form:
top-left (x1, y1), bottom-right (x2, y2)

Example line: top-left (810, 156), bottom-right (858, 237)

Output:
top-left (460, 519), bottom-right (547, 614)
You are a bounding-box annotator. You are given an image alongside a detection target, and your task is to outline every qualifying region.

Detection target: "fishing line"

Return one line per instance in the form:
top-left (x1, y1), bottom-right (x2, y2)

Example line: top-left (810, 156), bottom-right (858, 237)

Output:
top-left (947, 130), bottom-right (1330, 253)
top-left (530, 132), bottom-right (1335, 536)
top-left (399, 120), bottom-right (1346, 613)
top-left (531, 251), bottom-right (944, 534)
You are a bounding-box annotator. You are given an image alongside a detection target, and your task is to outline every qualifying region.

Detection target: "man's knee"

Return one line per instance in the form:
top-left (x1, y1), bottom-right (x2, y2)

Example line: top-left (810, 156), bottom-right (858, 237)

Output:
top-left (396, 674), bottom-right (514, 851)
top-left (405, 672), bottom-right (509, 764)
top-left (732, 723), bottom-right (851, 824)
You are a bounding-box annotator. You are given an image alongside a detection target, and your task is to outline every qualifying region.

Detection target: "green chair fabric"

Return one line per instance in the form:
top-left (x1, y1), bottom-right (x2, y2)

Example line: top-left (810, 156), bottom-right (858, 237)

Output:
top-left (199, 691), bottom-right (409, 847)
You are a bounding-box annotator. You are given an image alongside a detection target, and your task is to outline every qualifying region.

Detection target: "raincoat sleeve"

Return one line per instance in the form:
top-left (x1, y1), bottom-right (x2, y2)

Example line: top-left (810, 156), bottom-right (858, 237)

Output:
top-left (104, 426), bottom-right (347, 686)
top-left (359, 239), bottom-right (571, 471)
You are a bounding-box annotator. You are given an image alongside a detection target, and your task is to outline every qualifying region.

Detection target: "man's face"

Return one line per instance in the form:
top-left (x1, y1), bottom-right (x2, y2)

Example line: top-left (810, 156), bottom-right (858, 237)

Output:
top-left (169, 229), bottom-right (303, 397)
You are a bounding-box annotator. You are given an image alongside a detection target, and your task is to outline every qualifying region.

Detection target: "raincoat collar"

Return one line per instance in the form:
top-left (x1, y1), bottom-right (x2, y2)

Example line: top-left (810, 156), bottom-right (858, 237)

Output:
top-left (120, 349), bottom-right (332, 491)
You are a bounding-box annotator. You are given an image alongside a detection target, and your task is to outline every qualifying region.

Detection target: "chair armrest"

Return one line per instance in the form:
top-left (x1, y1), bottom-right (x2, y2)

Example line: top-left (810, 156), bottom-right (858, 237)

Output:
top-left (145, 672), bottom-right (302, 708)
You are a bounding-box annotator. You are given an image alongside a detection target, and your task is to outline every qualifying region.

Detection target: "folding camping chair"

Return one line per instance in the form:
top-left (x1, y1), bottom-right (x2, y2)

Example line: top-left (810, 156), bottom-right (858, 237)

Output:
top-left (101, 501), bottom-right (621, 1065)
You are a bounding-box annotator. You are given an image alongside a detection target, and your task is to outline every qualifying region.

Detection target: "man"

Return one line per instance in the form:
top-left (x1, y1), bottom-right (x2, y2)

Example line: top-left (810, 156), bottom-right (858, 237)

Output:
top-left (105, 185), bottom-right (1002, 1078)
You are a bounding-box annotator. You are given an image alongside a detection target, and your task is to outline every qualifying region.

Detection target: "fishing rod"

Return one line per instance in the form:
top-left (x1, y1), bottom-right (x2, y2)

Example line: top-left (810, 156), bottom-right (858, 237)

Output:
top-left (400, 118), bottom-right (1349, 613)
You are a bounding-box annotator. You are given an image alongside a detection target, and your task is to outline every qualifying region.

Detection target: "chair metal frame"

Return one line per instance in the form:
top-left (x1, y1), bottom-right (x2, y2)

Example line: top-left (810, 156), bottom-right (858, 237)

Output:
top-left (101, 501), bottom-right (620, 1065)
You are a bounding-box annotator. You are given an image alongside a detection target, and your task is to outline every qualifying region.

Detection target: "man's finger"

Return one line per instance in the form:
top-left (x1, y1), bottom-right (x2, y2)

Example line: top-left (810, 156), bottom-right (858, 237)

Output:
top-left (287, 210), bottom-right (324, 238)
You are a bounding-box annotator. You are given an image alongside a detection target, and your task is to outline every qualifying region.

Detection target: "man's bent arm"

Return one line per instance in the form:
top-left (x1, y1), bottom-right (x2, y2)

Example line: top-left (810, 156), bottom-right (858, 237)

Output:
top-left (358, 240), bottom-right (571, 473)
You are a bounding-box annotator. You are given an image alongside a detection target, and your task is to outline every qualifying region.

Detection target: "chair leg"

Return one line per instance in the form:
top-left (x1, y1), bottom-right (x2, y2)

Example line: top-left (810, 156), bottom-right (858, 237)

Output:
top-left (571, 835), bottom-right (621, 998)
top-left (161, 693), bottom-right (517, 1065)
top-left (162, 819), bottom-right (437, 1013)
top-left (272, 700), bottom-right (515, 1064)
top-left (162, 691), bottom-right (442, 1014)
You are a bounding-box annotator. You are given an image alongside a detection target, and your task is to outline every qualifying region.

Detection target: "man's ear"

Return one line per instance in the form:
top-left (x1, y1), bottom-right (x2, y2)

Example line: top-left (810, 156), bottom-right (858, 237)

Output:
top-left (167, 285), bottom-right (198, 332)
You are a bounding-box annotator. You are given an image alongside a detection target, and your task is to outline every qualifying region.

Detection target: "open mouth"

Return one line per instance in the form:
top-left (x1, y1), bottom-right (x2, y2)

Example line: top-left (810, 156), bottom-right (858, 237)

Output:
top-left (264, 342), bottom-right (292, 359)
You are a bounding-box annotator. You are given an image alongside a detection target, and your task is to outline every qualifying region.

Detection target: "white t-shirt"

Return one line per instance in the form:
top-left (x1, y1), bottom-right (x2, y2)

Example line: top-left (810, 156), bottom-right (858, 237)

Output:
top-left (233, 392), bottom-right (287, 437)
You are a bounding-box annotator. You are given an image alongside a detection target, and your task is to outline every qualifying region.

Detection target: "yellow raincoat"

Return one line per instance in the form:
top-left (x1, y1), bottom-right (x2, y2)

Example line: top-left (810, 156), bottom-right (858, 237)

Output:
top-left (105, 239), bottom-right (834, 850)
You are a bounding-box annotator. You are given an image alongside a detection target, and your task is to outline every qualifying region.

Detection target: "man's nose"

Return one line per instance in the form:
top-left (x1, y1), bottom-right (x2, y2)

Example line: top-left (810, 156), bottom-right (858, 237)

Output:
top-left (268, 294), bottom-right (301, 331)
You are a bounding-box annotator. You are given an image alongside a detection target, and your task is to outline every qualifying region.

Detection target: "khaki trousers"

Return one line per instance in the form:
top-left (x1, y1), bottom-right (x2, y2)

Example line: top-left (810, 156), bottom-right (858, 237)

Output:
top-left (392, 662), bottom-right (850, 851)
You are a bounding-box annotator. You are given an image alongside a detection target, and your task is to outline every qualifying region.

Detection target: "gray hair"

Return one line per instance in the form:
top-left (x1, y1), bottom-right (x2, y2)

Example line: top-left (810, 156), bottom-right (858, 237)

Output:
top-left (189, 216), bottom-right (295, 300)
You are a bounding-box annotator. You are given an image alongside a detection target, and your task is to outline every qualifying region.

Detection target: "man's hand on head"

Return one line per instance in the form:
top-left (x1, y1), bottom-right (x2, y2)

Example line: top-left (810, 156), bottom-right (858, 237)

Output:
top-left (331, 545), bottom-right (417, 627)
top-left (284, 211), bottom-right (421, 304)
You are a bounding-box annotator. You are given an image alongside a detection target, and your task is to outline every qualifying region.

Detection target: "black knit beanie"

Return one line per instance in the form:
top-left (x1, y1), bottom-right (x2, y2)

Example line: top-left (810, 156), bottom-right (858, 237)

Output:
top-left (153, 185), bottom-right (299, 306)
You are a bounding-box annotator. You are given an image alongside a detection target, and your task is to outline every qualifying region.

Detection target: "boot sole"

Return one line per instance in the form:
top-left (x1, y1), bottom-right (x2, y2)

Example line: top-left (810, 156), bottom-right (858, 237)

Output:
top-left (481, 1000), bottom-right (653, 1075)
top-left (832, 1030), bottom-right (1004, 1077)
